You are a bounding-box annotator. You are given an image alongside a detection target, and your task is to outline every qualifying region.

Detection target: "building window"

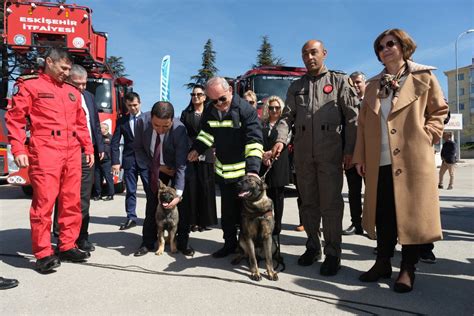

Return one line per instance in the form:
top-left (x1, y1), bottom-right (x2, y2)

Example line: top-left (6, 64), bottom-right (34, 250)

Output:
top-left (458, 73), bottom-right (464, 81)
top-left (460, 103), bottom-right (464, 110)
top-left (459, 88), bottom-right (465, 96)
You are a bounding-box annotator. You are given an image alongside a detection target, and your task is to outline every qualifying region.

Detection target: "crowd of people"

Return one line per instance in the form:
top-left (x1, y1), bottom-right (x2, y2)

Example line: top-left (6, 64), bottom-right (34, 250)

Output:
top-left (3, 28), bottom-right (453, 294)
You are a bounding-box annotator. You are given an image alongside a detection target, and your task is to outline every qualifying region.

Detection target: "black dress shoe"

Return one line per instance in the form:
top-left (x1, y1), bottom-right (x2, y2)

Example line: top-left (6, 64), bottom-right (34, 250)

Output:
top-left (102, 195), bottom-right (114, 201)
top-left (297, 248), bottom-right (322, 266)
top-left (93, 196), bottom-right (101, 201)
top-left (59, 248), bottom-right (90, 262)
top-left (0, 277), bottom-right (19, 290)
top-left (134, 246), bottom-right (150, 257)
top-left (119, 219), bottom-right (137, 230)
top-left (343, 224), bottom-right (364, 235)
top-left (359, 258), bottom-right (392, 282)
top-left (212, 244), bottom-right (237, 258)
top-left (320, 255), bottom-right (341, 276)
top-left (178, 246), bottom-right (195, 257)
top-left (35, 255), bottom-right (61, 273)
top-left (77, 240), bottom-right (95, 252)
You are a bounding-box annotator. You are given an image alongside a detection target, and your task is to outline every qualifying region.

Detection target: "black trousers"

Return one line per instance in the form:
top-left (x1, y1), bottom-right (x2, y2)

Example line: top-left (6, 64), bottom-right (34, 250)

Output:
top-left (267, 186), bottom-right (285, 235)
top-left (376, 165), bottom-right (419, 265)
top-left (218, 182), bottom-right (241, 246)
top-left (345, 166), bottom-right (363, 227)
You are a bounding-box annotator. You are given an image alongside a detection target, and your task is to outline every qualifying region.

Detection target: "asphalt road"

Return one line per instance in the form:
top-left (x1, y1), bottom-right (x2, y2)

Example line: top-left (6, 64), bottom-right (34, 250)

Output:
top-left (1, 161), bottom-right (473, 315)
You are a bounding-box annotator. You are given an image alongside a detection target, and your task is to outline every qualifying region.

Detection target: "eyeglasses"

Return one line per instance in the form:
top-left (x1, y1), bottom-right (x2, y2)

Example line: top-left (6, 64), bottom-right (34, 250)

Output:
top-left (210, 95), bottom-right (228, 106)
top-left (190, 93), bottom-right (204, 97)
top-left (268, 106), bottom-right (281, 111)
top-left (377, 40), bottom-right (398, 52)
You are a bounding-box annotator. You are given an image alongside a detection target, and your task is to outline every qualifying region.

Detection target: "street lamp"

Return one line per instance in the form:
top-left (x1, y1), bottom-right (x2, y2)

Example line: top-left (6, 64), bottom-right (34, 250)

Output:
top-left (455, 29), bottom-right (474, 160)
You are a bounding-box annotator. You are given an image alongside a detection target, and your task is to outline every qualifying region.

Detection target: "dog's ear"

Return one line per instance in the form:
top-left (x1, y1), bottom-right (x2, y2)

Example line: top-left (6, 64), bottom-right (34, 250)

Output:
top-left (159, 179), bottom-right (165, 190)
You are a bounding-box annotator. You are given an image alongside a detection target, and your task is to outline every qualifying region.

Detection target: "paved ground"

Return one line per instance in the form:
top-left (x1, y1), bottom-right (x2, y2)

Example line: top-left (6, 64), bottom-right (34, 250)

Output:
top-left (1, 161), bottom-right (473, 315)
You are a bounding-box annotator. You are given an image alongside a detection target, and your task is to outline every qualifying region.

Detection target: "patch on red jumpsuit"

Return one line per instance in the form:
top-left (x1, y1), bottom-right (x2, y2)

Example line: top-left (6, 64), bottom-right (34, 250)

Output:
top-left (38, 93), bottom-right (54, 98)
top-left (323, 84), bottom-right (333, 94)
top-left (68, 93), bottom-right (76, 101)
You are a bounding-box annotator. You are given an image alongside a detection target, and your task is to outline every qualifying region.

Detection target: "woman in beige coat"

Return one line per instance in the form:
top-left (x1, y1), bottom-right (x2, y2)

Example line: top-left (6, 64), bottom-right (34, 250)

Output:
top-left (352, 29), bottom-right (448, 293)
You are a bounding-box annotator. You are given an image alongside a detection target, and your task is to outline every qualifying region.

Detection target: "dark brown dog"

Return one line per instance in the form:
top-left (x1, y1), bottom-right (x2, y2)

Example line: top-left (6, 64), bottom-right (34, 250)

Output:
top-left (155, 180), bottom-right (179, 255)
top-left (233, 175), bottom-right (278, 281)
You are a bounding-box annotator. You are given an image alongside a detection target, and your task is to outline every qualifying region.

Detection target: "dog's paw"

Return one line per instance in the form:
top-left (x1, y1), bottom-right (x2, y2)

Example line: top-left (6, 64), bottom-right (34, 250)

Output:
top-left (267, 272), bottom-right (279, 281)
top-left (155, 249), bottom-right (164, 256)
top-left (250, 272), bottom-right (262, 281)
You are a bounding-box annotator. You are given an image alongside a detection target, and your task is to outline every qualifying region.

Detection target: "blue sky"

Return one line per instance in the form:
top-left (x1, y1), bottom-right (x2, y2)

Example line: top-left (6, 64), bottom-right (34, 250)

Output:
top-left (80, 0), bottom-right (473, 114)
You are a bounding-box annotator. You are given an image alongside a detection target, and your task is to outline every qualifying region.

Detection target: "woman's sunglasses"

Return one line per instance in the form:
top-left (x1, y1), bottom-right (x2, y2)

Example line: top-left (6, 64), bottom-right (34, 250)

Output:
top-left (269, 106), bottom-right (281, 111)
top-left (190, 93), bottom-right (205, 97)
top-left (377, 40), bottom-right (398, 52)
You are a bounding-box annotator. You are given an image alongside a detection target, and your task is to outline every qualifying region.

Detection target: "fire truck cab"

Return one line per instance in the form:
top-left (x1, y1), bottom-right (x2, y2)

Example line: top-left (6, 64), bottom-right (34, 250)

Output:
top-left (235, 66), bottom-right (306, 116)
top-left (2, 0), bottom-right (132, 195)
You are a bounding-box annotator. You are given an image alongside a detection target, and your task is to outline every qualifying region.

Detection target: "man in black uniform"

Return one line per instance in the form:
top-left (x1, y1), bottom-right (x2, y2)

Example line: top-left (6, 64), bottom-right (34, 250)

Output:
top-left (188, 77), bottom-right (263, 258)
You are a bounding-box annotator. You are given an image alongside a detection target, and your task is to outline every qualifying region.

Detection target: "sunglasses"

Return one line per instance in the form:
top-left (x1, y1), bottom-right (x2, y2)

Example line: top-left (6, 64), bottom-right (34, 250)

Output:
top-left (269, 106), bottom-right (281, 111)
top-left (210, 95), bottom-right (227, 105)
top-left (377, 40), bottom-right (398, 52)
top-left (190, 93), bottom-right (204, 97)
top-left (248, 101), bottom-right (255, 105)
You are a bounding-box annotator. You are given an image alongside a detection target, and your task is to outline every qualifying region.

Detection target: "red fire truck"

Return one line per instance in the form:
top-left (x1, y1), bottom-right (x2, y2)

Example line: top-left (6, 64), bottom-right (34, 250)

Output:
top-left (2, 0), bottom-right (132, 195)
top-left (234, 66), bottom-right (307, 116)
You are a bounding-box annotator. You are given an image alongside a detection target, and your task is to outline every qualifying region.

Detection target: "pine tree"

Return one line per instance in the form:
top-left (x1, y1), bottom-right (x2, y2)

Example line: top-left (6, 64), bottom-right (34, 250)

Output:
top-left (107, 56), bottom-right (127, 77)
top-left (186, 39), bottom-right (218, 89)
top-left (253, 35), bottom-right (285, 68)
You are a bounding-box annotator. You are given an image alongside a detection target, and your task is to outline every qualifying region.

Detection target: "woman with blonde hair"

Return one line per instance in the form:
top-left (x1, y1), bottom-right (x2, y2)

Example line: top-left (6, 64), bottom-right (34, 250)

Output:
top-left (261, 95), bottom-right (289, 236)
top-left (353, 28), bottom-right (448, 293)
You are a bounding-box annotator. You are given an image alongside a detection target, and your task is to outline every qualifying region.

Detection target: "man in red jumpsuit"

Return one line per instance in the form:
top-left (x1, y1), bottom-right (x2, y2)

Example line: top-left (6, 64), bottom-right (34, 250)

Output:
top-left (6, 48), bottom-right (94, 273)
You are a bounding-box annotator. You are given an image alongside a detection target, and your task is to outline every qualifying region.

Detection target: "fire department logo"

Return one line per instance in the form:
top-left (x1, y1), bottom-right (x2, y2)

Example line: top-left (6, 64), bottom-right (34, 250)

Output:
top-left (14, 34), bottom-right (27, 45)
top-left (68, 93), bottom-right (76, 101)
top-left (72, 37), bottom-right (85, 48)
top-left (323, 84), bottom-right (333, 94)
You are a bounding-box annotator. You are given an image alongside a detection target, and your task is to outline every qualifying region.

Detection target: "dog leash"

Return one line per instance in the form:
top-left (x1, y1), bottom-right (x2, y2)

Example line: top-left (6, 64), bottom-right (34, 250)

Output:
top-left (260, 158), bottom-right (274, 182)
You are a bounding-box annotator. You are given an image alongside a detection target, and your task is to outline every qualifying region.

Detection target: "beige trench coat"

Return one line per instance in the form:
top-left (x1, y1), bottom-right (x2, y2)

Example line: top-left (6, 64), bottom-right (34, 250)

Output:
top-left (352, 61), bottom-right (448, 244)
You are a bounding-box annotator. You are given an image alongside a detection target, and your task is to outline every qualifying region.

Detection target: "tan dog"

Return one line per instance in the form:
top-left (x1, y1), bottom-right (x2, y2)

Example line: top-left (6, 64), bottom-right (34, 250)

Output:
top-left (233, 175), bottom-right (278, 281)
top-left (155, 180), bottom-right (179, 255)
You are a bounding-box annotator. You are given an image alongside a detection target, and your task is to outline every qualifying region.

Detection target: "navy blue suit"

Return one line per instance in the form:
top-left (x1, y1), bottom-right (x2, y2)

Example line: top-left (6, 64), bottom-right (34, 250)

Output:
top-left (111, 112), bottom-right (149, 220)
top-left (133, 112), bottom-right (189, 249)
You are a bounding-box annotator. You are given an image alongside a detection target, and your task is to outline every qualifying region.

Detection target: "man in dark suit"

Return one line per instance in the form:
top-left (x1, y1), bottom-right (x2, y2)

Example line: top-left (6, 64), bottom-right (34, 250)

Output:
top-left (133, 101), bottom-right (192, 256)
top-left (111, 92), bottom-right (147, 230)
top-left (65, 64), bottom-right (105, 252)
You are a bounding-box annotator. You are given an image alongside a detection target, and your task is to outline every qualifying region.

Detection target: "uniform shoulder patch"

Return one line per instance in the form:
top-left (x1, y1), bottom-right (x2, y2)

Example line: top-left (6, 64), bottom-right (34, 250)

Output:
top-left (18, 74), bottom-right (39, 81)
top-left (329, 69), bottom-right (347, 75)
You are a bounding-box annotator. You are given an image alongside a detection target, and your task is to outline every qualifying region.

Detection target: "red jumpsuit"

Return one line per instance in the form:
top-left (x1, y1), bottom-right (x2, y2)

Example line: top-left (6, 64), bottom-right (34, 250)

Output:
top-left (6, 73), bottom-right (93, 259)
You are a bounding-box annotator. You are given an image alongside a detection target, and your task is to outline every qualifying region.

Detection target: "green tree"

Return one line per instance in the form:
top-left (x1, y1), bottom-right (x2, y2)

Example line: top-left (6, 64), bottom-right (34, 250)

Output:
top-left (186, 39), bottom-right (218, 89)
top-left (107, 56), bottom-right (127, 77)
top-left (253, 35), bottom-right (285, 68)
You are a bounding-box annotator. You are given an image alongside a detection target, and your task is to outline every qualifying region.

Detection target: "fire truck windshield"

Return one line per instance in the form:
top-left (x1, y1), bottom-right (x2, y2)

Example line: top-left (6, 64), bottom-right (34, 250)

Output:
top-left (86, 78), bottom-right (113, 113)
top-left (253, 75), bottom-right (300, 101)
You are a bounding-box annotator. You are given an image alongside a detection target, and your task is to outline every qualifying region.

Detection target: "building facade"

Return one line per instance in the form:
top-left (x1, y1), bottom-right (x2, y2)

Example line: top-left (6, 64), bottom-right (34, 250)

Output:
top-left (444, 58), bottom-right (474, 144)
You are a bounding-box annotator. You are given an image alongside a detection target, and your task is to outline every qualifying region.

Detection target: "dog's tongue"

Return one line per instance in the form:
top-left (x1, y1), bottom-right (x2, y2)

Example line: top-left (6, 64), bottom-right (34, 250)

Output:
top-left (238, 191), bottom-right (250, 198)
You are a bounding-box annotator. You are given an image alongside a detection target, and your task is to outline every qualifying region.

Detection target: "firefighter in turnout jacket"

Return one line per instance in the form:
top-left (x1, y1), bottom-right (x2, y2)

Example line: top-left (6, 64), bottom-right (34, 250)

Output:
top-left (188, 77), bottom-right (263, 258)
top-left (6, 48), bottom-right (94, 273)
top-left (272, 40), bottom-right (359, 276)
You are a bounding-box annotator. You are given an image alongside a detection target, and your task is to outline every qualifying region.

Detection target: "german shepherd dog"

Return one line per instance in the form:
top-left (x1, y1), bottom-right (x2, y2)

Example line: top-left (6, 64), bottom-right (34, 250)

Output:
top-left (233, 175), bottom-right (278, 281)
top-left (155, 180), bottom-right (179, 255)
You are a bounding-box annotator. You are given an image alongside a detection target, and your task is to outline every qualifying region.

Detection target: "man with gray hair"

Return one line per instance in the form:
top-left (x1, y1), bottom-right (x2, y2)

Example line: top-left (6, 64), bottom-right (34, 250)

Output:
top-left (188, 77), bottom-right (264, 258)
top-left (66, 64), bottom-right (105, 251)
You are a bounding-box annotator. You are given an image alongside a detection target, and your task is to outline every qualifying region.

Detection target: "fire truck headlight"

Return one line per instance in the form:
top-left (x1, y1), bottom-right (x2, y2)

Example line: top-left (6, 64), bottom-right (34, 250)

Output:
top-left (7, 145), bottom-right (19, 173)
top-left (83, 14), bottom-right (89, 20)
top-left (59, 5), bottom-right (65, 11)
